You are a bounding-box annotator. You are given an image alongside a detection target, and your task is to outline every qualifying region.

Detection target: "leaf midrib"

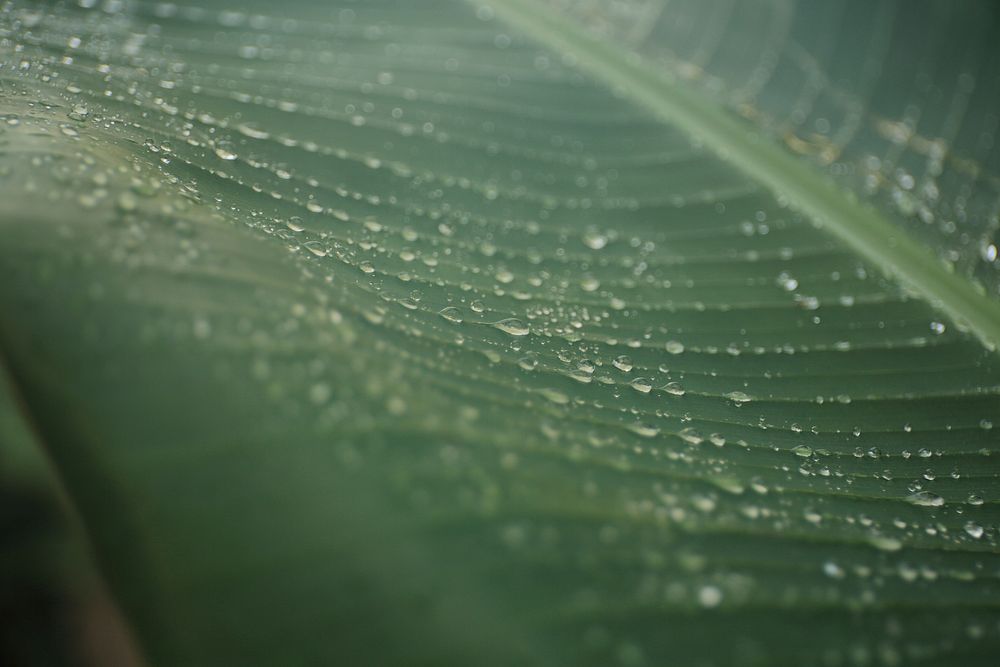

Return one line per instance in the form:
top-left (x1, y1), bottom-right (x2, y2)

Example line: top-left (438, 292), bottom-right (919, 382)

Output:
top-left (480, 0), bottom-right (1000, 352)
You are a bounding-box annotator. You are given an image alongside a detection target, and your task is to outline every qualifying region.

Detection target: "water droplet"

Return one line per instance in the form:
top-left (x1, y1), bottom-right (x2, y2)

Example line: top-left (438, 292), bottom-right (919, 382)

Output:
top-left (982, 242), bottom-right (999, 263)
top-left (613, 355), bottom-right (633, 372)
top-left (539, 388), bottom-right (569, 405)
top-left (214, 143), bottom-right (238, 160)
top-left (439, 307), bottom-right (463, 324)
top-left (697, 585), bottom-right (722, 608)
top-left (822, 561), bottom-right (845, 579)
top-left (792, 445), bottom-right (813, 457)
top-left (906, 490), bottom-right (944, 507)
top-left (67, 104), bottom-right (89, 121)
top-left (678, 427), bottom-right (704, 445)
top-left (726, 391), bottom-right (752, 405)
top-left (663, 381), bottom-right (686, 396)
top-left (583, 230), bottom-right (608, 250)
top-left (303, 241), bottom-right (327, 257)
top-left (493, 318), bottom-right (529, 336)
top-left (665, 340), bottom-right (685, 355)
top-left (116, 192), bottom-right (137, 212)
top-left (630, 377), bottom-right (652, 393)
top-left (627, 423), bottom-right (660, 438)
top-left (964, 522), bottom-right (984, 539)
top-left (869, 535), bottom-right (902, 552)
top-left (237, 123), bottom-right (270, 140)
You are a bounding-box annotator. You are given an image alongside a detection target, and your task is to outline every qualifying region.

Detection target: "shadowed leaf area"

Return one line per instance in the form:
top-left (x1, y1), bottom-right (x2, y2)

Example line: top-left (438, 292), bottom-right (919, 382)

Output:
top-left (2, 1), bottom-right (1000, 665)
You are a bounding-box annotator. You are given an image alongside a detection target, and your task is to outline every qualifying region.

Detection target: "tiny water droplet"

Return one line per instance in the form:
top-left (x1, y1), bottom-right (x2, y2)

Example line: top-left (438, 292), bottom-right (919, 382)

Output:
top-left (627, 423), bottom-right (660, 438)
top-left (822, 561), bottom-right (845, 579)
top-left (67, 105), bottom-right (89, 121)
top-left (964, 522), bottom-right (984, 539)
top-left (697, 585), bottom-right (722, 608)
top-left (869, 535), bottom-right (902, 552)
top-left (214, 143), bottom-right (238, 160)
top-left (665, 340), bottom-right (685, 355)
top-left (906, 490), bottom-right (944, 507)
top-left (493, 318), bottom-right (529, 336)
top-left (630, 377), bottom-right (652, 393)
top-left (439, 307), bottom-right (463, 324)
top-left (583, 230), bottom-right (608, 250)
top-left (726, 391), bottom-right (752, 405)
top-left (303, 241), bottom-right (327, 257)
top-left (678, 427), bottom-right (703, 445)
top-left (663, 381), bottom-right (686, 396)
top-left (539, 388), bottom-right (569, 405)
top-left (613, 355), bottom-right (633, 372)
top-left (116, 192), bottom-right (137, 212)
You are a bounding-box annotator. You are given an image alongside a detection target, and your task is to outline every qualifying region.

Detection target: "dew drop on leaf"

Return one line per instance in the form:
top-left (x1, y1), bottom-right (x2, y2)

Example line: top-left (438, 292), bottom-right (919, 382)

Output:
top-left (438, 307), bottom-right (463, 324)
top-left (214, 144), bottom-right (238, 161)
top-left (725, 391), bottom-right (752, 405)
top-left (964, 522), bottom-right (984, 539)
top-left (613, 355), bottom-right (633, 372)
top-left (629, 377), bottom-right (652, 393)
top-left (583, 230), bottom-right (608, 250)
top-left (665, 340), bottom-right (685, 355)
top-left (492, 318), bottom-right (529, 336)
top-left (697, 585), bottom-right (722, 608)
top-left (906, 490), bottom-right (945, 507)
top-left (663, 381), bottom-right (686, 396)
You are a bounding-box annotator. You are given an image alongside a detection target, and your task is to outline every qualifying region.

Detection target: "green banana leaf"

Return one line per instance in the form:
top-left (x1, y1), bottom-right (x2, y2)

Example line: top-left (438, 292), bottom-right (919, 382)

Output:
top-left (2, 1), bottom-right (999, 665)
